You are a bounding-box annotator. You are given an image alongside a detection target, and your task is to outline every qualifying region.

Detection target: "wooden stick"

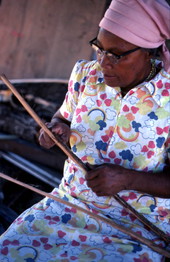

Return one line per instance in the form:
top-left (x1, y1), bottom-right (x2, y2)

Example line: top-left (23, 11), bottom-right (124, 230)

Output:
top-left (0, 74), bottom-right (87, 172)
top-left (113, 194), bottom-right (170, 243)
top-left (0, 172), bottom-right (169, 258)
top-left (1, 74), bottom-right (170, 244)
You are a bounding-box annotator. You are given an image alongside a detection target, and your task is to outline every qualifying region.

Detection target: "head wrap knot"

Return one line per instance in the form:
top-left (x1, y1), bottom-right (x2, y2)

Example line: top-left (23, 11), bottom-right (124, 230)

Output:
top-left (99, 0), bottom-right (170, 72)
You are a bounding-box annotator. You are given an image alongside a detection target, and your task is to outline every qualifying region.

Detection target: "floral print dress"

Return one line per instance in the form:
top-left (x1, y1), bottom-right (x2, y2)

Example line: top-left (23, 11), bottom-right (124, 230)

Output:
top-left (0, 60), bottom-right (170, 262)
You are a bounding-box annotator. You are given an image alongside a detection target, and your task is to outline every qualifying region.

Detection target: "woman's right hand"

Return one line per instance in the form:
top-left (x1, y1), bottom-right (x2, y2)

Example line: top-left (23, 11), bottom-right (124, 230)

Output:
top-left (39, 118), bottom-right (71, 149)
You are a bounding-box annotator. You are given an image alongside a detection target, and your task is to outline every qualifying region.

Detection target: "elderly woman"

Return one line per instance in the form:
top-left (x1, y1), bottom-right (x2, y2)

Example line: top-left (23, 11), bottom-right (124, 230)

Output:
top-left (0, 0), bottom-right (170, 261)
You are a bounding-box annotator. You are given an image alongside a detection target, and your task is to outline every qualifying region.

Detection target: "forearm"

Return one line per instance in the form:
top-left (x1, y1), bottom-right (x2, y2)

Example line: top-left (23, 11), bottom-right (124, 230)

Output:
top-left (51, 109), bottom-right (70, 126)
top-left (126, 168), bottom-right (170, 198)
top-left (86, 164), bottom-right (170, 198)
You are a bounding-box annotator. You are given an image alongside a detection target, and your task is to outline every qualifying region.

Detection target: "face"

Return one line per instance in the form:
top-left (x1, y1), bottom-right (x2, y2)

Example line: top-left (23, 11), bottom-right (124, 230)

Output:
top-left (96, 29), bottom-right (151, 91)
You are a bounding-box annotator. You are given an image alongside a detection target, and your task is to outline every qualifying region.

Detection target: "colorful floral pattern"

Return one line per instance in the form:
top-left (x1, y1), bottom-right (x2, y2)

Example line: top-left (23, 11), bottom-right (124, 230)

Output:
top-left (0, 60), bottom-right (169, 262)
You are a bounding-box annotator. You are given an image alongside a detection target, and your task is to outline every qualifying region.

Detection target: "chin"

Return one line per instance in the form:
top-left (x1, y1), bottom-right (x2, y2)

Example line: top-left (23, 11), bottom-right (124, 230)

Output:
top-left (104, 79), bottom-right (119, 88)
top-left (103, 74), bottom-right (121, 87)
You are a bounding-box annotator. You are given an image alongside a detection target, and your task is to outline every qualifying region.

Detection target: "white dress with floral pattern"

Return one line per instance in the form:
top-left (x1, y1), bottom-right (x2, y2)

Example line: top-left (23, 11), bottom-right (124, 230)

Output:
top-left (0, 60), bottom-right (170, 262)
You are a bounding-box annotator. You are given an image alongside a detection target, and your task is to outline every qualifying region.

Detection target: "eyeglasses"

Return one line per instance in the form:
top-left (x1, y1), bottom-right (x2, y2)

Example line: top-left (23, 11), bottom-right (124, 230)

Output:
top-left (89, 37), bottom-right (141, 64)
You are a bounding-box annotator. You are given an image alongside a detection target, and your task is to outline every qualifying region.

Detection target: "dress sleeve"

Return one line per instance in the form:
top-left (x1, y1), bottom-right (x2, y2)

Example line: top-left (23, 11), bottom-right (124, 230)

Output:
top-left (59, 60), bottom-right (87, 122)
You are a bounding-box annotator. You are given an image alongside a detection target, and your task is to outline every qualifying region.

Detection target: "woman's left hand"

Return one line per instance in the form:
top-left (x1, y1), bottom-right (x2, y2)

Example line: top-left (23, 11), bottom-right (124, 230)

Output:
top-left (85, 164), bottom-right (130, 196)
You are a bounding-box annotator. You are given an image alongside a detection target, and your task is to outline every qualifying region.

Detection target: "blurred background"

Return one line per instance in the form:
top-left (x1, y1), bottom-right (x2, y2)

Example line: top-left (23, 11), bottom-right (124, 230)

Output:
top-left (0, 0), bottom-right (110, 80)
top-left (0, 0), bottom-right (111, 234)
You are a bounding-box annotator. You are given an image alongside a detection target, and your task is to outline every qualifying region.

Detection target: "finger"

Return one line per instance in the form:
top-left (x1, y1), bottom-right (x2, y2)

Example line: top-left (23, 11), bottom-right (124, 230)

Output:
top-left (46, 123), bottom-right (52, 129)
top-left (85, 171), bottom-right (99, 180)
top-left (95, 191), bottom-right (109, 196)
top-left (39, 127), bottom-right (44, 135)
top-left (85, 167), bottom-right (102, 180)
top-left (46, 121), bottom-right (60, 131)
top-left (39, 131), bottom-right (49, 142)
top-left (39, 135), bottom-right (48, 147)
top-left (86, 181), bottom-right (102, 192)
top-left (95, 191), bottom-right (105, 196)
top-left (39, 131), bottom-right (54, 148)
top-left (60, 133), bottom-right (69, 142)
top-left (52, 128), bottom-right (69, 143)
top-left (38, 131), bottom-right (45, 143)
top-left (86, 163), bottom-right (98, 170)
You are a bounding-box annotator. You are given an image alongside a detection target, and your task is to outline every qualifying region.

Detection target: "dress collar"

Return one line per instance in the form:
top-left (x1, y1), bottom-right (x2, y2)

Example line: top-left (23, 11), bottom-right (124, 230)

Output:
top-left (91, 60), bottom-right (170, 105)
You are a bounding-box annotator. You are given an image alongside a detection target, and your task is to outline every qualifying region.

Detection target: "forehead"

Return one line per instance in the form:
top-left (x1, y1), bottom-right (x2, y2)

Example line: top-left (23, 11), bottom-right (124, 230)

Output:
top-left (97, 28), bottom-right (137, 50)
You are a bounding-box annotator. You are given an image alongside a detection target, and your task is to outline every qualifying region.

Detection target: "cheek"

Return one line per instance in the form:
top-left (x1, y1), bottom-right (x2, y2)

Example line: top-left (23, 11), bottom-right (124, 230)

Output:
top-left (104, 69), bottom-right (131, 87)
top-left (118, 60), bottom-right (144, 83)
top-left (117, 65), bottom-right (136, 83)
top-left (104, 55), bottom-right (147, 88)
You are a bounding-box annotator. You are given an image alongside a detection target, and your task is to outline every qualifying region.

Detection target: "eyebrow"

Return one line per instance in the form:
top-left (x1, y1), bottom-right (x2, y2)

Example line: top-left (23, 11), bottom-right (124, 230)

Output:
top-left (96, 38), bottom-right (140, 55)
top-left (96, 38), bottom-right (127, 54)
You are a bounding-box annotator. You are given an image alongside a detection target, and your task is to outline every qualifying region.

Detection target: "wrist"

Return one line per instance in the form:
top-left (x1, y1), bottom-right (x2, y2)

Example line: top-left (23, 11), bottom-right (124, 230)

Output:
top-left (51, 117), bottom-right (63, 123)
top-left (124, 168), bottom-right (137, 190)
top-left (51, 116), bottom-right (70, 126)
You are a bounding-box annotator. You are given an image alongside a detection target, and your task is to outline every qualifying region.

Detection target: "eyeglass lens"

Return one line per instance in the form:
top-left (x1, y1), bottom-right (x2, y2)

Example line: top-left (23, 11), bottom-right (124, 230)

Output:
top-left (92, 44), bottom-right (118, 64)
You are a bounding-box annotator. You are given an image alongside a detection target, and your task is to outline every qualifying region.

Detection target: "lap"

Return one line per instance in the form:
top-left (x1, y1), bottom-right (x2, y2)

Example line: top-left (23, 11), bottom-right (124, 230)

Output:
top-left (0, 189), bottom-right (165, 262)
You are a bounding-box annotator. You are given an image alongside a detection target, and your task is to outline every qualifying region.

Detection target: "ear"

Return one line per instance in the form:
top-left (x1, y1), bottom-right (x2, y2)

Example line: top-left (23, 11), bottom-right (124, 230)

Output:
top-left (144, 50), bottom-right (153, 62)
top-left (148, 51), bottom-right (154, 60)
top-left (146, 50), bottom-right (153, 59)
top-left (142, 48), bottom-right (155, 60)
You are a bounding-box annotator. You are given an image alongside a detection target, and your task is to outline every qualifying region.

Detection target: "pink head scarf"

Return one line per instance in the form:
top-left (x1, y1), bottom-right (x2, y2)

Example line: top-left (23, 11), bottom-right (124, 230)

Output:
top-left (99, 0), bottom-right (170, 72)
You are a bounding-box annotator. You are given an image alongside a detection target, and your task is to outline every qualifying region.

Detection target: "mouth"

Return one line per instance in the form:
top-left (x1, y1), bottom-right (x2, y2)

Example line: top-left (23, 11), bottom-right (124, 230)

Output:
top-left (103, 74), bottom-right (117, 80)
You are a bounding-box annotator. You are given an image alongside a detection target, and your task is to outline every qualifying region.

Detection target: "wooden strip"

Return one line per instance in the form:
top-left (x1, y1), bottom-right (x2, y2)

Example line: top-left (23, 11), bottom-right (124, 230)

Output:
top-left (0, 172), bottom-right (169, 258)
top-left (0, 74), bottom-right (87, 171)
top-left (1, 74), bottom-right (170, 244)
top-left (113, 194), bottom-right (170, 243)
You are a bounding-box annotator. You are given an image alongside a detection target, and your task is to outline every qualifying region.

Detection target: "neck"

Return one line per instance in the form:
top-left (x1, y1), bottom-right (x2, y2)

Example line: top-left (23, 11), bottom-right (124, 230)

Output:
top-left (145, 60), bottom-right (157, 82)
top-left (120, 61), bottom-right (158, 97)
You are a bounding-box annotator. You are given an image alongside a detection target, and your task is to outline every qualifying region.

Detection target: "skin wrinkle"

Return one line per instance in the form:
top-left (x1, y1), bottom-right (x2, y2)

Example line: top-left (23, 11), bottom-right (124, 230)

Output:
top-left (39, 29), bottom-right (170, 198)
top-left (84, 28), bottom-right (170, 198)
top-left (97, 28), bottom-right (152, 94)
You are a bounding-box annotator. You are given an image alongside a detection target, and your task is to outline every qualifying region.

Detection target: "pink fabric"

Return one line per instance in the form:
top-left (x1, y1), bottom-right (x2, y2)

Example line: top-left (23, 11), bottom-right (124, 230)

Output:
top-left (99, 0), bottom-right (170, 72)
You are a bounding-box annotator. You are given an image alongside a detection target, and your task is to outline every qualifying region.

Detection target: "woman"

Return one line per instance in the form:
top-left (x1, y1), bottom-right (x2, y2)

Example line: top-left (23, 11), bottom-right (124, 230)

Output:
top-left (0, 0), bottom-right (170, 261)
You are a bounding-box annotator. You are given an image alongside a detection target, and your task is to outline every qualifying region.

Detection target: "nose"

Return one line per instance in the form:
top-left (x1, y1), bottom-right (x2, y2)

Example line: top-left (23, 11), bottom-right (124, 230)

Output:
top-left (98, 53), bottom-right (113, 70)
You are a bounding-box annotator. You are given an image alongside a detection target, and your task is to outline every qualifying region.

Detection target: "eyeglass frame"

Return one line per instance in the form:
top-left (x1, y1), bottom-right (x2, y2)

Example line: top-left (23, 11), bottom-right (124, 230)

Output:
top-left (89, 37), bottom-right (141, 64)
